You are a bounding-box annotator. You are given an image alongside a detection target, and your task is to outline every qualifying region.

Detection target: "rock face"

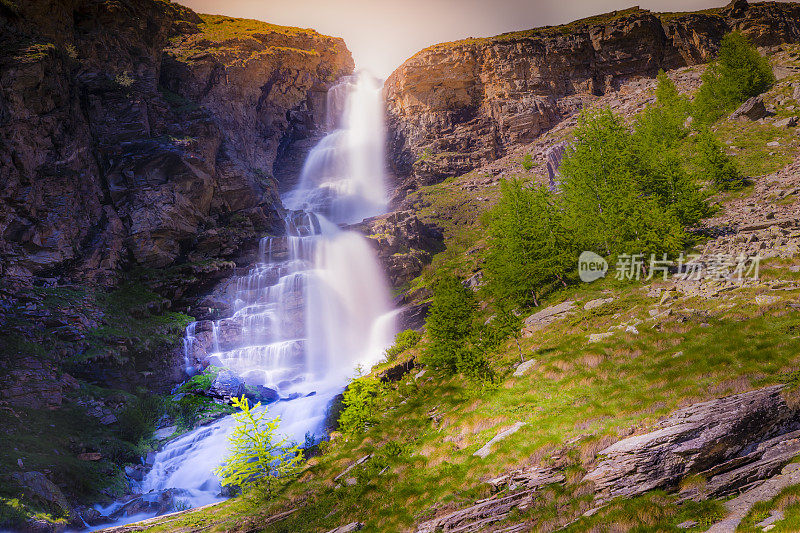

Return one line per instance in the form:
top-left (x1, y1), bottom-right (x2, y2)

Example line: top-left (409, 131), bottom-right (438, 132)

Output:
top-left (583, 385), bottom-right (800, 501)
top-left (351, 211), bottom-right (444, 288)
top-left (385, 0), bottom-right (800, 189)
top-left (0, 1), bottom-right (353, 285)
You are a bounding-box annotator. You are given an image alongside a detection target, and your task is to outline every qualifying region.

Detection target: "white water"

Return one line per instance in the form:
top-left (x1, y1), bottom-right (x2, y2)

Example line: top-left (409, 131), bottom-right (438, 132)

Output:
top-left (94, 71), bottom-right (396, 527)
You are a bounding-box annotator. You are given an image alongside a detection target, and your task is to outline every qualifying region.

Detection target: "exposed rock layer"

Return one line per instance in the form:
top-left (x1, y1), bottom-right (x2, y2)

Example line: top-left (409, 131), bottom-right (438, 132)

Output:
top-left (0, 1), bottom-right (353, 285)
top-left (384, 0), bottom-right (800, 192)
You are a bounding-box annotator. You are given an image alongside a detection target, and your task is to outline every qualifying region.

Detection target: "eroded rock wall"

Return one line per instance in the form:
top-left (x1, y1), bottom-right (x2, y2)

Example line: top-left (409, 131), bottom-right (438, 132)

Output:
top-left (384, 0), bottom-right (800, 192)
top-left (0, 1), bottom-right (353, 285)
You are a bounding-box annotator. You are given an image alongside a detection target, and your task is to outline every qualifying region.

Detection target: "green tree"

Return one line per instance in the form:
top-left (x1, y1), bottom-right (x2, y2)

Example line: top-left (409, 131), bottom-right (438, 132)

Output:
top-left (559, 108), bottom-right (686, 259)
top-left (215, 396), bottom-right (303, 497)
top-left (338, 376), bottom-right (384, 435)
top-left (484, 179), bottom-right (572, 308)
top-left (694, 129), bottom-right (747, 190)
top-left (422, 274), bottom-right (492, 381)
top-left (694, 32), bottom-right (776, 123)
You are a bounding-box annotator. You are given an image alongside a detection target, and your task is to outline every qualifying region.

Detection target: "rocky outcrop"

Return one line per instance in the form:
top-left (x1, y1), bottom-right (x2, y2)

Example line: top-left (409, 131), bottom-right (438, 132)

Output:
top-left (385, 0), bottom-right (800, 190)
top-left (351, 211), bottom-right (444, 288)
top-left (583, 385), bottom-right (800, 501)
top-left (0, 1), bottom-right (353, 286)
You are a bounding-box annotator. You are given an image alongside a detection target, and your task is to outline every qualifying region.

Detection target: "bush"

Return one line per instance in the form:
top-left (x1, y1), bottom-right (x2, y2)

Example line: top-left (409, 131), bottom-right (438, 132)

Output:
top-left (559, 108), bottom-right (688, 259)
top-left (384, 329), bottom-right (422, 362)
top-left (694, 129), bottom-right (747, 190)
top-left (521, 153), bottom-right (534, 171)
top-left (215, 396), bottom-right (303, 497)
top-left (693, 32), bottom-right (775, 123)
top-left (484, 180), bottom-right (573, 308)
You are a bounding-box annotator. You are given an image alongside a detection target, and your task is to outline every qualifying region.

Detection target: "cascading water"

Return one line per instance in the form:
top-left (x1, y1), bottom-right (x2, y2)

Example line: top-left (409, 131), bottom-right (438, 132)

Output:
top-left (94, 71), bottom-right (397, 527)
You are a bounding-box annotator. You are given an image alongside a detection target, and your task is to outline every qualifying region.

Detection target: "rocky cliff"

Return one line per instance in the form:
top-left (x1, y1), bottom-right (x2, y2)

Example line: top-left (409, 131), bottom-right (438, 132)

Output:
top-left (384, 0), bottom-right (800, 194)
top-left (0, 0), bottom-right (353, 286)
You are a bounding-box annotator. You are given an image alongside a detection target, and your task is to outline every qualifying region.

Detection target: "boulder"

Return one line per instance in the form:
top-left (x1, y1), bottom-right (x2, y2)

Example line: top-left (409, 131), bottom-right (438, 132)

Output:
top-left (730, 96), bottom-right (770, 121)
top-left (523, 301), bottom-right (574, 334)
top-left (583, 385), bottom-right (800, 501)
top-left (244, 385), bottom-right (280, 405)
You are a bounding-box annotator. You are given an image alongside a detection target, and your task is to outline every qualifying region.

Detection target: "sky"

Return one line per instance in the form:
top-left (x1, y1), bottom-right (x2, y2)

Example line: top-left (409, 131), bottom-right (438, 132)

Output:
top-left (177, 0), bottom-right (790, 79)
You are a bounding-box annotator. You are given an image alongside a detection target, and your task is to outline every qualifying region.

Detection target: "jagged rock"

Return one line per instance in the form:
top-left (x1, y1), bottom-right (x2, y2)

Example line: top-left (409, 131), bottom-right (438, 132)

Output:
top-left (731, 96), bottom-right (770, 121)
top-left (584, 298), bottom-right (615, 311)
top-left (545, 142), bottom-right (568, 191)
top-left (326, 522), bottom-right (363, 533)
top-left (378, 359), bottom-right (417, 383)
top-left (0, 0), bottom-right (353, 283)
top-left (353, 211), bottom-right (444, 288)
top-left (774, 116), bottom-right (799, 127)
top-left (583, 385), bottom-right (800, 502)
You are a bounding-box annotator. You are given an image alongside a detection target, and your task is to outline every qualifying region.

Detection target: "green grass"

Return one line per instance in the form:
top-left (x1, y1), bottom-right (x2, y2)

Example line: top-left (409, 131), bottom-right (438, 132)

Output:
top-left (738, 483), bottom-right (800, 532)
top-left (712, 121), bottom-right (799, 178)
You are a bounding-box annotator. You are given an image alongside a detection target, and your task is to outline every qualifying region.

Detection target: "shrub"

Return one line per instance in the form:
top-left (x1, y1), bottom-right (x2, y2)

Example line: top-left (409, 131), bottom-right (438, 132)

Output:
top-left (337, 377), bottom-right (384, 435)
top-left (114, 71), bottom-right (135, 88)
top-left (384, 329), bottom-right (422, 362)
top-left (694, 129), bottom-right (747, 190)
top-left (693, 32), bottom-right (775, 123)
top-left (521, 153), bottom-right (534, 171)
top-left (560, 108), bottom-right (687, 259)
top-left (215, 396), bottom-right (303, 497)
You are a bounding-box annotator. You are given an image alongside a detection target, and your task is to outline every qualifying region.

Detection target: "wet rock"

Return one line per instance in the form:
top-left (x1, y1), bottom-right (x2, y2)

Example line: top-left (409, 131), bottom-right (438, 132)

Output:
top-left (378, 358), bottom-right (417, 383)
top-left (244, 385), bottom-right (280, 405)
top-left (209, 369), bottom-right (246, 400)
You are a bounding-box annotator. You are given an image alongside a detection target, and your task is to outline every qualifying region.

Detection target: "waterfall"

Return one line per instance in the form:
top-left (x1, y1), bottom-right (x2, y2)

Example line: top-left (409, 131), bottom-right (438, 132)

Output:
top-left (95, 72), bottom-right (397, 526)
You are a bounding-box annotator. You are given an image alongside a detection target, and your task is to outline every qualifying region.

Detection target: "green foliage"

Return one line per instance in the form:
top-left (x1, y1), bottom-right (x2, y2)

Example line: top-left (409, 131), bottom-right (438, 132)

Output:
top-left (484, 180), bottom-right (573, 308)
top-left (694, 129), bottom-right (747, 190)
top-left (338, 377), bottom-right (385, 435)
top-left (178, 367), bottom-right (219, 393)
top-left (215, 396), bottom-right (303, 497)
top-left (693, 32), bottom-right (776, 123)
top-left (421, 274), bottom-right (493, 381)
top-left (560, 108), bottom-right (690, 259)
top-left (521, 153), bottom-right (534, 171)
top-left (384, 329), bottom-right (422, 362)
